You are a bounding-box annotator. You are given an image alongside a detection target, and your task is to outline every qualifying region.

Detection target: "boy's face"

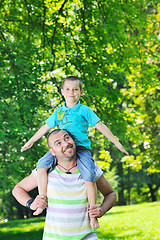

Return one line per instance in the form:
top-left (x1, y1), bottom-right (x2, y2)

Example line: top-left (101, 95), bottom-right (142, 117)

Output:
top-left (61, 80), bottom-right (83, 104)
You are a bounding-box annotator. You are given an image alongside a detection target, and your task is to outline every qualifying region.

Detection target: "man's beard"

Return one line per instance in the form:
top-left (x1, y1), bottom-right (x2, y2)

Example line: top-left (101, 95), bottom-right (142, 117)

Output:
top-left (66, 151), bottom-right (76, 161)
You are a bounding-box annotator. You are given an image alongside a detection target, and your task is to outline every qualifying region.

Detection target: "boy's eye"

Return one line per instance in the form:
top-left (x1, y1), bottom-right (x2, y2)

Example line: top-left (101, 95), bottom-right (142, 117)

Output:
top-left (56, 142), bottom-right (61, 146)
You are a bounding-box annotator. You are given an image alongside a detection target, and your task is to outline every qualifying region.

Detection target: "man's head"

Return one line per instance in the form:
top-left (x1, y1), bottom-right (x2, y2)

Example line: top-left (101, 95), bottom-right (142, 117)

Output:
top-left (47, 129), bottom-right (76, 162)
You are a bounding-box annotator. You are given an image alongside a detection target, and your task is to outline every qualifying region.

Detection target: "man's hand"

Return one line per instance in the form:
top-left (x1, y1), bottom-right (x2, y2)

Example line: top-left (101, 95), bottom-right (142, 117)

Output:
top-left (30, 195), bottom-right (47, 211)
top-left (115, 142), bottom-right (129, 156)
top-left (21, 142), bottom-right (33, 152)
top-left (88, 204), bottom-right (102, 218)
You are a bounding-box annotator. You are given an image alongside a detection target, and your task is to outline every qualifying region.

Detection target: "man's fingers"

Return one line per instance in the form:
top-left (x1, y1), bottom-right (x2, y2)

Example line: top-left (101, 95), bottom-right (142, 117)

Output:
top-left (89, 204), bottom-right (99, 210)
top-left (36, 195), bottom-right (47, 204)
top-left (31, 195), bottom-right (47, 210)
top-left (89, 209), bottom-right (101, 218)
top-left (37, 202), bottom-right (47, 209)
top-left (88, 204), bottom-right (101, 218)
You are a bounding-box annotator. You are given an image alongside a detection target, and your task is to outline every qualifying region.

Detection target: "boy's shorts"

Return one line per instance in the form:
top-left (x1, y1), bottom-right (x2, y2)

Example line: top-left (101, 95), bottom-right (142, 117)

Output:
top-left (36, 147), bottom-right (96, 182)
top-left (36, 152), bottom-right (56, 172)
top-left (76, 146), bottom-right (96, 182)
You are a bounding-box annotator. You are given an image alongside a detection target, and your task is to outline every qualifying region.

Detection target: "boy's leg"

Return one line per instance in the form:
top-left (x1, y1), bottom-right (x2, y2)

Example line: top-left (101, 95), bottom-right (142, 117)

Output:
top-left (37, 151), bottom-right (56, 172)
top-left (33, 168), bottom-right (48, 215)
top-left (34, 152), bottom-right (57, 215)
top-left (76, 147), bottom-right (100, 229)
top-left (84, 181), bottom-right (100, 229)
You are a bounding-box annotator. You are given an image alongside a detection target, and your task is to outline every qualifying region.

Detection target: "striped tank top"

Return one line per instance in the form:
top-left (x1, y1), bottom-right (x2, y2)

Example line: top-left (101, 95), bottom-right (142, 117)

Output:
top-left (37, 164), bottom-right (102, 240)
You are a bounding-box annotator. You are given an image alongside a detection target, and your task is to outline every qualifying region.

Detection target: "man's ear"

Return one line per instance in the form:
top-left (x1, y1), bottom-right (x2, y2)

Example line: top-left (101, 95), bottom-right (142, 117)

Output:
top-left (80, 89), bottom-right (83, 96)
top-left (49, 148), bottom-right (56, 156)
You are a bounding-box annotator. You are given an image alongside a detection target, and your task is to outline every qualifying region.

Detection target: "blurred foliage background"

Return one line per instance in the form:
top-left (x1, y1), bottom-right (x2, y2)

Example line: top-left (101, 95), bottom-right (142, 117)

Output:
top-left (0, 0), bottom-right (160, 220)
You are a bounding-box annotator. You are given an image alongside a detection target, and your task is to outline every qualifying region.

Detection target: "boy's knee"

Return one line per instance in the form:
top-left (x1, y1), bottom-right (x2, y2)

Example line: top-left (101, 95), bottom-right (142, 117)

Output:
top-left (37, 168), bottom-right (49, 174)
top-left (81, 171), bottom-right (96, 182)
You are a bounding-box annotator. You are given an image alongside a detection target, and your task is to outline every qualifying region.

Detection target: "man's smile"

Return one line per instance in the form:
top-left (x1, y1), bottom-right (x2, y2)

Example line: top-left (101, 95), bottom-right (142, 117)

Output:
top-left (62, 143), bottom-right (73, 153)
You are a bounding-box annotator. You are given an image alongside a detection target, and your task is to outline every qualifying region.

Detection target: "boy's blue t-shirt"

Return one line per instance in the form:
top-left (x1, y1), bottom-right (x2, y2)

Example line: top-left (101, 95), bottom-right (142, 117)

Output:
top-left (45, 102), bottom-right (100, 149)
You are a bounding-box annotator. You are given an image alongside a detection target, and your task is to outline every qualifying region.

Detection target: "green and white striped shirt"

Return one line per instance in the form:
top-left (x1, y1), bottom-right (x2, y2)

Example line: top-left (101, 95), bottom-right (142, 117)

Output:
top-left (33, 164), bottom-right (102, 240)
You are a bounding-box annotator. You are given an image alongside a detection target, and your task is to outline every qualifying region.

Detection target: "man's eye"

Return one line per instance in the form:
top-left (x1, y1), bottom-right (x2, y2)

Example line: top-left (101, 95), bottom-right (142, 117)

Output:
top-left (57, 142), bottom-right (61, 146)
top-left (65, 136), bottom-right (70, 140)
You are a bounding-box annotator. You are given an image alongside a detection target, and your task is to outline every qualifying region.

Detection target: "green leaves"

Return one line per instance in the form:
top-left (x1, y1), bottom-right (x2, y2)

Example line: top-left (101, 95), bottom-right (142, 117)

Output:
top-left (0, 0), bottom-right (160, 218)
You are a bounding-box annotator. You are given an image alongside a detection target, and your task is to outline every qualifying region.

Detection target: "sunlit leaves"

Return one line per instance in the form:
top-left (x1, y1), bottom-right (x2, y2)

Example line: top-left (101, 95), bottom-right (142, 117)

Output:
top-left (0, 0), bottom-right (160, 218)
top-left (97, 150), bottom-right (112, 170)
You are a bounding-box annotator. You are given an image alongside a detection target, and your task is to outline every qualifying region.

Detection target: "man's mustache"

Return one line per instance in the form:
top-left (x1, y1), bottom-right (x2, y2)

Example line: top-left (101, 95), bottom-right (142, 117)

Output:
top-left (62, 143), bottom-right (73, 153)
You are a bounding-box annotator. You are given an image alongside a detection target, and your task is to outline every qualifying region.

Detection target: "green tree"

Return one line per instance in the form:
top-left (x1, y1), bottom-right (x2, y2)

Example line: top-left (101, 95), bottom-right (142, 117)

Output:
top-left (0, 0), bottom-right (159, 219)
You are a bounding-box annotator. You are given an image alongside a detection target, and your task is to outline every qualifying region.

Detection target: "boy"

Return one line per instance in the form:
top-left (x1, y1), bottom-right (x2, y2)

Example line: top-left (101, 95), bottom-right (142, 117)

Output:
top-left (21, 76), bottom-right (128, 229)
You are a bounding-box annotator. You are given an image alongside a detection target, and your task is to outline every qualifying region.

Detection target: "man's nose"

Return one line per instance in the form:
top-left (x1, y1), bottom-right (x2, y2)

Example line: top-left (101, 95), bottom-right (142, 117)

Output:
top-left (62, 140), bottom-right (69, 147)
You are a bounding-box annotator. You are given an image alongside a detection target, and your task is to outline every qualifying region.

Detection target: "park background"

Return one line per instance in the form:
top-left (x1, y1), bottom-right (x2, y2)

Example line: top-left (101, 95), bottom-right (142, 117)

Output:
top-left (0, 0), bottom-right (160, 239)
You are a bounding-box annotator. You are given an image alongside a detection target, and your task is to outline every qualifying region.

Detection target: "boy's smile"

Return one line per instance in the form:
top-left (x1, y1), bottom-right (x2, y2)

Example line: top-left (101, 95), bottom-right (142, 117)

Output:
top-left (61, 80), bottom-right (83, 108)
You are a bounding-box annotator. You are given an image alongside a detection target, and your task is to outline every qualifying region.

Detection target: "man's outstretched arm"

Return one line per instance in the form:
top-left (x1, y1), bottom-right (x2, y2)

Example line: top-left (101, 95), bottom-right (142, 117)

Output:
top-left (88, 174), bottom-right (117, 218)
top-left (12, 173), bottom-right (47, 211)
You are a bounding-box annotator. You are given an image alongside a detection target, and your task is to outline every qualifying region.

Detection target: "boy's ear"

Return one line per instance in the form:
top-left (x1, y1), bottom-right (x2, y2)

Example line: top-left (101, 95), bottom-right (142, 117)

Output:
top-left (49, 148), bottom-right (56, 156)
top-left (61, 88), bottom-right (64, 96)
top-left (80, 89), bottom-right (83, 95)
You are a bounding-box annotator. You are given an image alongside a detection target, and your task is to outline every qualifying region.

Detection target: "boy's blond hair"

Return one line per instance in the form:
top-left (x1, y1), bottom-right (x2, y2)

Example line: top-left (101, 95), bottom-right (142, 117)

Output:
top-left (62, 76), bottom-right (83, 90)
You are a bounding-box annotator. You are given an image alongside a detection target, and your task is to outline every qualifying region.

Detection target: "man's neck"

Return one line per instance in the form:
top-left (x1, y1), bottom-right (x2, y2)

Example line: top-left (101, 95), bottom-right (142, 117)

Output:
top-left (56, 157), bottom-right (78, 173)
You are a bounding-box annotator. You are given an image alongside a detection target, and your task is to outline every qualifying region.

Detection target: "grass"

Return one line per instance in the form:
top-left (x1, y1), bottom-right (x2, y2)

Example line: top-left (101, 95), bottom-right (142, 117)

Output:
top-left (0, 217), bottom-right (45, 240)
top-left (0, 202), bottom-right (159, 240)
top-left (98, 202), bottom-right (160, 239)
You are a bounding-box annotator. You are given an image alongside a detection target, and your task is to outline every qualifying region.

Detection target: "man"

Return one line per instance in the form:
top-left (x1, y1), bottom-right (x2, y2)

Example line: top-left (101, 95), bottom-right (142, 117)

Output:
top-left (12, 129), bottom-right (117, 240)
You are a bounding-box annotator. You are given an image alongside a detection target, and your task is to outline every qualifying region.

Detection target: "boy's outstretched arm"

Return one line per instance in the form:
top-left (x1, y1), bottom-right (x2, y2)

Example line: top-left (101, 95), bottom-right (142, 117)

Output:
top-left (95, 121), bottom-right (129, 155)
top-left (21, 124), bottom-right (51, 152)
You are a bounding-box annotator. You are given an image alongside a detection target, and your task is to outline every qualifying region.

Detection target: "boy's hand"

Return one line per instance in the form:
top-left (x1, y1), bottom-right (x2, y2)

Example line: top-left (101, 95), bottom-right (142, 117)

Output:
top-left (21, 142), bottom-right (33, 152)
top-left (115, 142), bottom-right (129, 156)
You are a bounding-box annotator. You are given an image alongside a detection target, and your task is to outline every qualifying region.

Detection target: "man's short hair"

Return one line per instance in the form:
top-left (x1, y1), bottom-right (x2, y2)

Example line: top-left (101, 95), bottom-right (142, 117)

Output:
top-left (47, 129), bottom-right (73, 149)
top-left (62, 76), bottom-right (83, 90)
top-left (47, 129), bottom-right (62, 148)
